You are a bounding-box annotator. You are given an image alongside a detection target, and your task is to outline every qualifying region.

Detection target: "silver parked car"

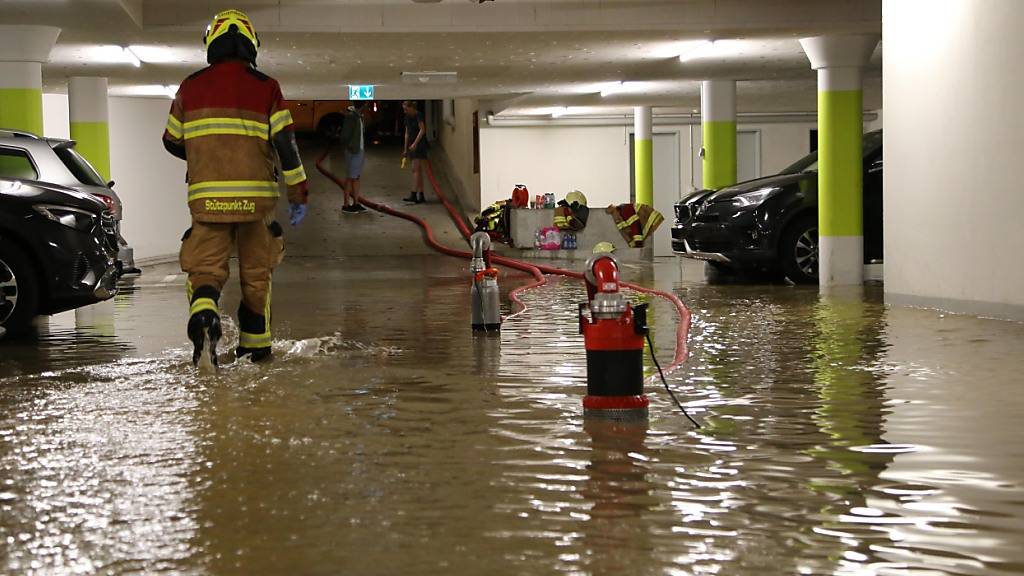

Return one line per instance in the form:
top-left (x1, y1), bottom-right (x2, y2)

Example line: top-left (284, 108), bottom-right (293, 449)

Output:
top-left (0, 128), bottom-right (138, 274)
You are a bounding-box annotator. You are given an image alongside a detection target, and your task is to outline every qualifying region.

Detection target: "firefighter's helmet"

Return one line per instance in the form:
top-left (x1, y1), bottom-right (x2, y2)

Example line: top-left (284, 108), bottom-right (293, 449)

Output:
top-left (204, 9), bottom-right (260, 51)
top-left (566, 190), bottom-right (587, 207)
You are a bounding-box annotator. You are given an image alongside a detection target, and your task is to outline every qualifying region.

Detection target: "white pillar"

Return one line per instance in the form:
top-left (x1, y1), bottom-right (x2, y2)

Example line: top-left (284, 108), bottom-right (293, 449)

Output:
top-left (0, 26), bottom-right (61, 135)
top-left (699, 79), bottom-right (736, 190)
top-left (633, 105), bottom-right (653, 206)
top-left (799, 34), bottom-right (879, 288)
top-left (69, 77), bottom-right (111, 181)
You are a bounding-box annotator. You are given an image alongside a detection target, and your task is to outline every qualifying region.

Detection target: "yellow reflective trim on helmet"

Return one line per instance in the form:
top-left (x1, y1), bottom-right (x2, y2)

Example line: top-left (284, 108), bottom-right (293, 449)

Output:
top-left (205, 9), bottom-right (259, 49)
top-left (190, 297), bottom-right (219, 316)
top-left (282, 165), bottom-right (306, 185)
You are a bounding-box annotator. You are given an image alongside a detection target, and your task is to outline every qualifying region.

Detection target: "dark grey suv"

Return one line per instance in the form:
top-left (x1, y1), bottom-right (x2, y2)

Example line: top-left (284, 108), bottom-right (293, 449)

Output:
top-left (0, 129), bottom-right (138, 273)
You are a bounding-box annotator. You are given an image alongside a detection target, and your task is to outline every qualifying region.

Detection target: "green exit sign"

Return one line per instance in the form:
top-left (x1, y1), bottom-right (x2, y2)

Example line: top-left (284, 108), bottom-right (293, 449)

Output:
top-left (348, 85), bottom-right (374, 100)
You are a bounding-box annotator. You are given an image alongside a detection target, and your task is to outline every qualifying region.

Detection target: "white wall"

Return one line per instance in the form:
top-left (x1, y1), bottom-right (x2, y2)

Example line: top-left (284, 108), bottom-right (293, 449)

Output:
top-left (480, 125), bottom-right (631, 209)
top-left (44, 93), bottom-right (189, 261)
top-left (479, 120), bottom-right (819, 210)
top-left (884, 0), bottom-right (1024, 317)
top-left (436, 98), bottom-right (481, 214)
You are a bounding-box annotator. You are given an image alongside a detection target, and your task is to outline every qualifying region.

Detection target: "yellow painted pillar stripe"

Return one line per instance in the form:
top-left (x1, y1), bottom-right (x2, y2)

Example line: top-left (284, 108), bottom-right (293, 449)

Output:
top-left (818, 89), bottom-right (863, 237)
top-left (702, 120), bottom-right (737, 190)
top-left (634, 138), bottom-right (653, 206)
top-left (0, 88), bottom-right (43, 135)
top-left (70, 121), bottom-right (111, 182)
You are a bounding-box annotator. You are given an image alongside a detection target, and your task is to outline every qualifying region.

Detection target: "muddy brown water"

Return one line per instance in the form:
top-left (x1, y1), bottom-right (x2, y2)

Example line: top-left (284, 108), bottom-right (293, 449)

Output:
top-left (3, 145), bottom-right (1024, 575)
top-left (2, 255), bottom-right (1023, 575)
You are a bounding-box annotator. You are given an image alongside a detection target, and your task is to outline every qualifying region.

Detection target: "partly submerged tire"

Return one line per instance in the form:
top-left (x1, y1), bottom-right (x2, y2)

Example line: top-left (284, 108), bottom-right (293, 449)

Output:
top-left (779, 215), bottom-right (819, 285)
top-left (0, 240), bottom-right (39, 335)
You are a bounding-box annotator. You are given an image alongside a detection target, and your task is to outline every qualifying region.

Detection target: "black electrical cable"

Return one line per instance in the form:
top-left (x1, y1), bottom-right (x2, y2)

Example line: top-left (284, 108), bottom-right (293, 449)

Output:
top-left (646, 332), bottom-right (701, 429)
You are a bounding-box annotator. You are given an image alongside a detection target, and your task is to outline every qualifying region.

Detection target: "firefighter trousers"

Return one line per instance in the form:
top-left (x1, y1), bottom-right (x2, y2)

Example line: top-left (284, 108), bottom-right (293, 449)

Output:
top-left (180, 218), bottom-right (285, 350)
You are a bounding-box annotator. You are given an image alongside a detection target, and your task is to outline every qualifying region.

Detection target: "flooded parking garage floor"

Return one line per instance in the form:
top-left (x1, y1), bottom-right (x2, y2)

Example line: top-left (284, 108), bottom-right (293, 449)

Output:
top-left (2, 147), bottom-right (1024, 575)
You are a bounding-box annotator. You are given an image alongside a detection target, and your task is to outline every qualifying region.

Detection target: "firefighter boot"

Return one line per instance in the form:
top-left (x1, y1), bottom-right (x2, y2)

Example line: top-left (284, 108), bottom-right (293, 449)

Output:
top-left (236, 301), bottom-right (272, 363)
top-left (187, 310), bottom-right (222, 370)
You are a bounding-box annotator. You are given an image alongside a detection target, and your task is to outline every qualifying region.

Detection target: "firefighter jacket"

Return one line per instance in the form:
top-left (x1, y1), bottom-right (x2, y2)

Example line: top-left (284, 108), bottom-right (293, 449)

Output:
top-left (163, 60), bottom-right (307, 223)
top-left (475, 201), bottom-right (511, 242)
top-left (605, 204), bottom-right (665, 247)
top-left (553, 200), bottom-right (590, 231)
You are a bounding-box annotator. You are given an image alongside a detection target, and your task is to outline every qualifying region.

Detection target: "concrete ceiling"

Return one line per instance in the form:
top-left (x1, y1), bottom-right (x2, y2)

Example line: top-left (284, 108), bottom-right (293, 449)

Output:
top-left (0, 0), bottom-right (883, 114)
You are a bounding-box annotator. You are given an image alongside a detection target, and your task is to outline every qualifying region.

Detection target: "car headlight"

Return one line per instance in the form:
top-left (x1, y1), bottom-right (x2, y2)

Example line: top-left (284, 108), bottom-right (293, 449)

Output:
top-left (730, 187), bottom-right (780, 208)
top-left (32, 205), bottom-right (96, 232)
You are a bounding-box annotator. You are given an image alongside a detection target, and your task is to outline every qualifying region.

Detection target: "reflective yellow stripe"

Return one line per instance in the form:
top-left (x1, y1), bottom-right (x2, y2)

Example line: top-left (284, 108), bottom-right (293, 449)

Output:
top-left (624, 214), bottom-right (639, 226)
top-left (239, 333), bottom-right (272, 348)
top-left (185, 280), bottom-right (193, 303)
top-left (183, 117), bottom-right (269, 140)
top-left (187, 180), bottom-right (279, 201)
top-left (166, 115), bottom-right (183, 139)
top-left (239, 280), bottom-right (272, 349)
top-left (282, 165), bottom-right (306, 186)
top-left (642, 213), bottom-right (664, 238)
top-left (189, 297), bottom-right (218, 316)
top-left (270, 109), bottom-right (293, 136)
top-left (616, 220), bottom-right (630, 229)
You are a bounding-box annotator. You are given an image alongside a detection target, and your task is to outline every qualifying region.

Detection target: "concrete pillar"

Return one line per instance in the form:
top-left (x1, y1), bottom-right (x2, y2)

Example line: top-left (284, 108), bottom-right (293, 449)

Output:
top-left (0, 26), bottom-right (61, 135)
top-left (799, 34), bottom-right (879, 287)
top-left (700, 79), bottom-right (736, 190)
top-left (633, 105), bottom-right (653, 206)
top-left (69, 77), bottom-right (111, 181)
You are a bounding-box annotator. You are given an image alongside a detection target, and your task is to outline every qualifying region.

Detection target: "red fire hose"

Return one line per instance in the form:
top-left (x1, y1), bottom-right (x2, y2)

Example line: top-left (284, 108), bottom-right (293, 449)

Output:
top-left (314, 149), bottom-right (692, 381)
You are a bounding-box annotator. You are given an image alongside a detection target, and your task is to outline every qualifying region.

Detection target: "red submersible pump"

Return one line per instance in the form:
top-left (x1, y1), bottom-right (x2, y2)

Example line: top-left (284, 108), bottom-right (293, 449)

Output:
top-left (579, 253), bottom-right (650, 419)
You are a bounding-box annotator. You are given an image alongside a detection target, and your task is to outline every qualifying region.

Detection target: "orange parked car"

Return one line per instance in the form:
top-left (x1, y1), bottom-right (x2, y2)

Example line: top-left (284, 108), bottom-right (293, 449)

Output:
top-left (283, 100), bottom-right (350, 135)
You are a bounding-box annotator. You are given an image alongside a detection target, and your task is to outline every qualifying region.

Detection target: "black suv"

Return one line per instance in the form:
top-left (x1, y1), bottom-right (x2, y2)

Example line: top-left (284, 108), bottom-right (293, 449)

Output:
top-left (672, 130), bottom-right (883, 283)
top-left (0, 178), bottom-right (119, 335)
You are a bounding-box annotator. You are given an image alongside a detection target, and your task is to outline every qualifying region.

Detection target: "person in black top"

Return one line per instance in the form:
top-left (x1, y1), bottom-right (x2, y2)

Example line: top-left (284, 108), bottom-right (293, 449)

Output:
top-left (402, 101), bottom-right (428, 204)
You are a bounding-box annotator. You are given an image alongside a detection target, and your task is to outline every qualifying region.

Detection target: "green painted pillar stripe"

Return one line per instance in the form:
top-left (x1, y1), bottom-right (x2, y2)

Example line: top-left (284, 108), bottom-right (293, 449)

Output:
top-left (818, 89), bottom-right (863, 237)
top-left (70, 121), bottom-right (111, 181)
top-left (702, 120), bottom-right (736, 189)
top-left (634, 138), bottom-right (653, 206)
top-left (0, 88), bottom-right (43, 135)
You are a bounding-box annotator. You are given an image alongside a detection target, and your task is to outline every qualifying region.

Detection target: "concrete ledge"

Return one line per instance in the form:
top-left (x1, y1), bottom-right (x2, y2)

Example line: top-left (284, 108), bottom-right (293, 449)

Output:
top-left (886, 292), bottom-right (1024, 322)
top-left (508, 207), bottom-right (652, 261)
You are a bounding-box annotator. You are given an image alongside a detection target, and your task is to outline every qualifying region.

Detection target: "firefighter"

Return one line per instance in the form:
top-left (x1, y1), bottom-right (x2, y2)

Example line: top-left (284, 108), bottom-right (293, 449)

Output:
top-left (553, 190), bottom-right (590, 231)
top-left (162, 9), bottom-right (309, 367)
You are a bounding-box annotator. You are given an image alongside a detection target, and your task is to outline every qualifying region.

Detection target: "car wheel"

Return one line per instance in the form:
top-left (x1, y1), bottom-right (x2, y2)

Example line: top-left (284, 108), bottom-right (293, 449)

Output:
top-left (0, 240), bottom-right (39, 335)
top-left (779, 215), bottom-right (819, 284)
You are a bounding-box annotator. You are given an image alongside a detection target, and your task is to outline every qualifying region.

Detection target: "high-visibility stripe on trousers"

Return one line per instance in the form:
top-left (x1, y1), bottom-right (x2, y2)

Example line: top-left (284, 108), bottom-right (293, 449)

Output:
top-left (179, 218), bottom-right (285, 348)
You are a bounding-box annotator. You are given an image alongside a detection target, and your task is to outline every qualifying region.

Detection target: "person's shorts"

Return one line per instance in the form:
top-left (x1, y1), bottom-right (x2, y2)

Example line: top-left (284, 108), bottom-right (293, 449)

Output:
top-left (345, 150), bottom-right (365, 179)
top-left (408, 146), bottom-right (429, 160)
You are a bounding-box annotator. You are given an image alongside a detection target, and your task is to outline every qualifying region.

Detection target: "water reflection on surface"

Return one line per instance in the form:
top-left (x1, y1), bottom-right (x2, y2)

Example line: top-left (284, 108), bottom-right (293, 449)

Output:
top-left (1, 257), bottom-right (1023, 575)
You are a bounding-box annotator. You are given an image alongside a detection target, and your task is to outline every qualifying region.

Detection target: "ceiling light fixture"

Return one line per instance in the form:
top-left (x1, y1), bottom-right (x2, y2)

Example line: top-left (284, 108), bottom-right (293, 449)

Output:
top-left (122, 46), bottom-right (141, 68)
top-left (550, 107), bottom-right (568, 118)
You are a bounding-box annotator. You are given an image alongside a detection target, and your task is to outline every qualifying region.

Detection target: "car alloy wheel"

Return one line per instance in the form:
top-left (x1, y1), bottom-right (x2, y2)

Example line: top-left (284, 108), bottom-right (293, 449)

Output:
top-left (794, 228), bottom-right (819, 278)
top-left (0, 258), bottom-right (18, 325)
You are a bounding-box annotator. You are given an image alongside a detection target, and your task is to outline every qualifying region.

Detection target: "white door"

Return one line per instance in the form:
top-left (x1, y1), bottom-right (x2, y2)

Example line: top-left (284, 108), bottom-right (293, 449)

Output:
top-left (690, 127), bottom-right (762, 188)
top-left (652, 133), bottom-right (680, 257)
top-left (738, 130), bottom-right (761, 183)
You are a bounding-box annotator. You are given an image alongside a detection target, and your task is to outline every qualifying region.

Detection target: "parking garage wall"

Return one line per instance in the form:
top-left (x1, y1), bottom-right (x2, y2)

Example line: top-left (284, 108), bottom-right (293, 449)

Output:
top-left (884, 0), bottom-right (1024, 318)
top-left (478, 120), bottom-right (820, 209)
top-left (43, 94), bottom-right (189, 262)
